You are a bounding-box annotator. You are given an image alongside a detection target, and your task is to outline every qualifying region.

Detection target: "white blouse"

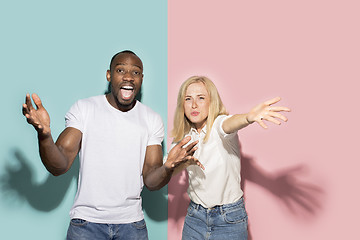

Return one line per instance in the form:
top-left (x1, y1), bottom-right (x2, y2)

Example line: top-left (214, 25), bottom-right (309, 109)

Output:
top-left (184, 115), bottom-right (243, 208)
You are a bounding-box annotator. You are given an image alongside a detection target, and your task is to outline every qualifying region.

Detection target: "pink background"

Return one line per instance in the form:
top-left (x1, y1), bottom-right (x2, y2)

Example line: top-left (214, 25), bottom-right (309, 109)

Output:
top-left (168, 0), bottom-right (360, 239)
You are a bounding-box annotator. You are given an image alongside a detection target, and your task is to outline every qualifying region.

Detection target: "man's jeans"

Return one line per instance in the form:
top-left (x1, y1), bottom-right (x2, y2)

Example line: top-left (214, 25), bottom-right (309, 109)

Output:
top-left (66, 218), bottom-right (148, 240)
top-left (182, 197), bottom-right (248, 240)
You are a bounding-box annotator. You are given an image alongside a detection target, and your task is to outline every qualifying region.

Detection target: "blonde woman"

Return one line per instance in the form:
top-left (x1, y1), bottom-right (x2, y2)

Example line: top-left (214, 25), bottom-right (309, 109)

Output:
top-left (169, 76), bottom-right (291, 240)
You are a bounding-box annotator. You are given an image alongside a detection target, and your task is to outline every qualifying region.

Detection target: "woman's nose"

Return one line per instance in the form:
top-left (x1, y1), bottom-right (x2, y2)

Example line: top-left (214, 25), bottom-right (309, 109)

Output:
top-left (192, 100), bottom-right (197, 108)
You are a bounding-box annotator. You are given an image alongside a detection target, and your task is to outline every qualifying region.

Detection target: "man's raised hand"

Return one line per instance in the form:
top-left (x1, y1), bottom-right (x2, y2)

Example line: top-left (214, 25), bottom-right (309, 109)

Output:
top-left (22, 93), bottom-right (51, 136)
top-left (165, 136), bottom-right (204, 171)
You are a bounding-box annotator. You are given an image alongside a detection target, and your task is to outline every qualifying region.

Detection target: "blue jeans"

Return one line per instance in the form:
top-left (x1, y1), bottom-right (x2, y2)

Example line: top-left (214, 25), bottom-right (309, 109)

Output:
top-left (66, 219), bottom-right (148, 240)
top-left (182, 198), bottom-right (248, 240)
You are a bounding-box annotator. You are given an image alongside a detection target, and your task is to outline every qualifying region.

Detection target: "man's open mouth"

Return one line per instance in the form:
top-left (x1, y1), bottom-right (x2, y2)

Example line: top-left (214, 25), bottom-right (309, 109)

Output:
top-left (120, 86), bottom-right (134, 100)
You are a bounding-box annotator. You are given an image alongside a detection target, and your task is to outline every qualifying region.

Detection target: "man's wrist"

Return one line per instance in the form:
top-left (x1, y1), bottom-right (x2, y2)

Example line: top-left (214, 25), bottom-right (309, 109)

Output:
top-left (163, 162), bottom-right (174, 174)
top-left (37, 131), bottom-right (52, 142)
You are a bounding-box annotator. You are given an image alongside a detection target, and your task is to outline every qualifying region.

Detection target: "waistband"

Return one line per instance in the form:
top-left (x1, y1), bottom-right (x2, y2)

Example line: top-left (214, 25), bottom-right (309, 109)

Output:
top-left (189, 197), bottom-right (244, 212)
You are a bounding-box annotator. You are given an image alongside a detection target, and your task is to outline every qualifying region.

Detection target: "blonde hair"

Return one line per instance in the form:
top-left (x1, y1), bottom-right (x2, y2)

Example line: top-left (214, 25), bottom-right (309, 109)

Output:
top-left (171, 76), bottom-right (228, 143)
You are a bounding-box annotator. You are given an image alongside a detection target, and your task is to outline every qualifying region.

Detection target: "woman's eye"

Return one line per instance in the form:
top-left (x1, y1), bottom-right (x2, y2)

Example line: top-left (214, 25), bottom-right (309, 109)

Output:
top-left (185, 98), bottom-right (191, 101)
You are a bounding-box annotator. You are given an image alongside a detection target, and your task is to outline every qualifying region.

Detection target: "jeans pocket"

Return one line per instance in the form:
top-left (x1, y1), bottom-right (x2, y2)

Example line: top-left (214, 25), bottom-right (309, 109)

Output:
top-left (131, 219), bottom-right (147, 230)
top-left (186, 204), bottom-right (195, 217)
top-left (223, 207), bottom-right (248, 224)
top-left (70, 218), bottom-right (88, 227)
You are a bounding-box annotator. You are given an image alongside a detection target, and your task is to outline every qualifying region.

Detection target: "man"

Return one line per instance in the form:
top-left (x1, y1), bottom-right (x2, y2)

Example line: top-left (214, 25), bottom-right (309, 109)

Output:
top-left (22, 50), bottom-right (202, 240)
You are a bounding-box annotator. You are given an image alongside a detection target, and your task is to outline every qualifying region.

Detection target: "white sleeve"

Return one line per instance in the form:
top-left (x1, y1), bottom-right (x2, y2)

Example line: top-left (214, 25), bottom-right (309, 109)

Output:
top-left (65, 100), bottom-right (84, 133)
top-left (217, 115), bottom-right (238, 139)
top-left (147, 113), bottom-right (164, 146)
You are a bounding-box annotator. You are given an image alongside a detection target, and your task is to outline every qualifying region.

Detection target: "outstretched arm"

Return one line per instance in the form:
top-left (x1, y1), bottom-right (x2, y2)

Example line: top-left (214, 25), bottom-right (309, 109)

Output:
top-left (142, 136), bottom-right (203, 191)
top-left (22, 93), bottom-right (81, 176)
top-left (222, 97), bottom-right (291, 134)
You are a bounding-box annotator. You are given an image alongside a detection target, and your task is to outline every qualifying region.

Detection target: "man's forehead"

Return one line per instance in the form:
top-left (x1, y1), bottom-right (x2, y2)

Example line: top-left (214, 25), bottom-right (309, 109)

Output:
top-left (113, 53), bottom-right (143, 69)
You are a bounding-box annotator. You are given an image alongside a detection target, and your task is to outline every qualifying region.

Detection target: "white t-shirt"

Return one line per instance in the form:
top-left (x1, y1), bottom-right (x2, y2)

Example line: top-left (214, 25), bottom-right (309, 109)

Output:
top-left (65, 95), bottom-right (164, 224)
top-left (184, 115), bottom-right (243, 208)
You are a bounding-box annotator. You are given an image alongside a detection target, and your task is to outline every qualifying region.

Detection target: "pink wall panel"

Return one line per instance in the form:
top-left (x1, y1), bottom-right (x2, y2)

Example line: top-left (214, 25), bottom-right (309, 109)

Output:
top-left (168, 1), bottom-right (360, 239)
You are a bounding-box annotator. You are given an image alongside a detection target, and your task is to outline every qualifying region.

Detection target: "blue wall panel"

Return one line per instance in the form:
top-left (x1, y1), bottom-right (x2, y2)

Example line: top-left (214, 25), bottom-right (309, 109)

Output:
top-left (0, 1), bottom-right (167, 239)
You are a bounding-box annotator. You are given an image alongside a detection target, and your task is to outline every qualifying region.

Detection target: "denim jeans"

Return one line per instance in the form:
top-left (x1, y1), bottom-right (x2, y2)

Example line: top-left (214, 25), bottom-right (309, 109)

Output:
top-left (182, 198), bottom-right (248, 240)
top-left (66, 218), bottom-right (148, 240)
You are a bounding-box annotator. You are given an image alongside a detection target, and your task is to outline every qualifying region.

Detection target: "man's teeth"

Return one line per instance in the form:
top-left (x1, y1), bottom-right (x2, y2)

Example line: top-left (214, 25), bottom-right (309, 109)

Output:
top-left (121, 86), bottom-right (134, 90)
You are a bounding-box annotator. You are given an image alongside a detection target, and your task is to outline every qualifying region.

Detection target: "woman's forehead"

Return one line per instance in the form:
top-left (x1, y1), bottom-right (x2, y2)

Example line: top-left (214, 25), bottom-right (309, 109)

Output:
top-left (186, 82), bottom-right (208, 94)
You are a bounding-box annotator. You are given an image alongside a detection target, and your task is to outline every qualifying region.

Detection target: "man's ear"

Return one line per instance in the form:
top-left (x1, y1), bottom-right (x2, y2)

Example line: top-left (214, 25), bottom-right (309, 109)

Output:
top-left (106, 70), bottom-right (111, 82)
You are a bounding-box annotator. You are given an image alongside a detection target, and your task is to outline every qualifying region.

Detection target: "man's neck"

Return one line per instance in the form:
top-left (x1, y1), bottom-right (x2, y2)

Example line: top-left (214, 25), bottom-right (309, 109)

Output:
top-left (105, 94), bottom-right (136, 112)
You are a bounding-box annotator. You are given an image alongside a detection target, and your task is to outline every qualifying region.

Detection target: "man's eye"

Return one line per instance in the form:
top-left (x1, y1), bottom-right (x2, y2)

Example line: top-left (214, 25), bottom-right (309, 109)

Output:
top-left (117, 69), bottom-right (125, 73)
top-left (133, 71), bottom-right (140, 75)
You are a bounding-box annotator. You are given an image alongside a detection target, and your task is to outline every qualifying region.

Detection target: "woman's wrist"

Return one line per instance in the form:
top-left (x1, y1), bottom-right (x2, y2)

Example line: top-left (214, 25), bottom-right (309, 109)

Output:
top-left (245, 114), bottom-right (252, 124)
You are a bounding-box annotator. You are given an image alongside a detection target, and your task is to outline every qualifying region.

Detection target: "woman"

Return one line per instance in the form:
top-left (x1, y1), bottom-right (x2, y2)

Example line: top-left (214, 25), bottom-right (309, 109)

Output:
top-left (169, 76), bottom-right (290, 239)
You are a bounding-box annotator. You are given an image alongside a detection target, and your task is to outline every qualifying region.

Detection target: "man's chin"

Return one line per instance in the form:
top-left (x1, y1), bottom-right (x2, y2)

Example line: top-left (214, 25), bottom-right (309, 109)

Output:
top-left (117, 97), bottom-right (136, 107)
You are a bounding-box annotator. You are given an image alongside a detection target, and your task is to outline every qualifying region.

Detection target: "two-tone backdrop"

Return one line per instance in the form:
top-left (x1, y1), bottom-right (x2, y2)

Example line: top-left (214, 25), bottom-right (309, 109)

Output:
top-left (1, 1), bottom-right (359, 239)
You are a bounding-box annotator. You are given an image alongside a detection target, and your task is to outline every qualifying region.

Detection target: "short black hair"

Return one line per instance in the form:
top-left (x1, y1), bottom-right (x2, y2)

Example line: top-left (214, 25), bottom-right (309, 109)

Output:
top-left (109, 50), bottom-right (137, 71)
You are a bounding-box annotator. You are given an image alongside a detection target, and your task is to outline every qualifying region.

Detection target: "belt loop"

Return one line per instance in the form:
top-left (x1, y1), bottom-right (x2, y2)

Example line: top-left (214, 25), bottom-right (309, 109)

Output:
top-left (219, 205), bottom-right (224, 215)
top-left (193, 202), bottom-right (199, 210)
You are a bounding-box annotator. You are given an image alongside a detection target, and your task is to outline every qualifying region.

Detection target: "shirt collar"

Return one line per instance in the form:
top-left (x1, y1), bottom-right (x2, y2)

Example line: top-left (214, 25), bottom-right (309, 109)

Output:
top-left (190, 125), bottom-right (207, 135)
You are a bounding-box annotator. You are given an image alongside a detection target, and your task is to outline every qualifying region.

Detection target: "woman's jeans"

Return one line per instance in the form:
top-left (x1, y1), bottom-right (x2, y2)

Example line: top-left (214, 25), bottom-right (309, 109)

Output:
top-left (66, 218), bottom-right (148, 240)
top-left (182, 197), bottom-right (248, 240)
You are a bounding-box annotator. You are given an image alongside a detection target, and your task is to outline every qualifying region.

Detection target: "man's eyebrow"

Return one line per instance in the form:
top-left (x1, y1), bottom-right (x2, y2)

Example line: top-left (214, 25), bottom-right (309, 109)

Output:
top-left (115, 63), bottom-right (143, 70)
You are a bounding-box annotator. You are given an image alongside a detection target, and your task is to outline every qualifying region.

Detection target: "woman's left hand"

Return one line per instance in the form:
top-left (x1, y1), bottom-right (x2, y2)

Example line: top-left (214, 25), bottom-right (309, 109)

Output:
top-left (246, 97), bottom-right (291, 129)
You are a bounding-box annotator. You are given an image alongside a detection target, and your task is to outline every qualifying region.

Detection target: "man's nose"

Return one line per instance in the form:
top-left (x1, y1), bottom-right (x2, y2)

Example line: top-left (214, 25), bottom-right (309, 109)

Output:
top-left (123, 71), bottom-right (134, 81)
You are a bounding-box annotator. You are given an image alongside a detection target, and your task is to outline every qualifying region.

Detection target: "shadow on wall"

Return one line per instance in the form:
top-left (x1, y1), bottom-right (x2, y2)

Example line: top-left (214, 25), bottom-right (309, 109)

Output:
top-left (1, 149), bottom-right (78, 211)
top-left (168, 170), bottom-right (190, 236)
top-left (240, 153), bottom-right (324, 216)
top-left (168, 141), bottom-right (325, 240)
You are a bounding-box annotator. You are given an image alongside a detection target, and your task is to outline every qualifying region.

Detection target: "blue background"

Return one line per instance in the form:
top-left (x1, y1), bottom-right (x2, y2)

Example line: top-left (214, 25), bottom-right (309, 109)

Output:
top-left (0, 0), bottom-right (168, 239)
